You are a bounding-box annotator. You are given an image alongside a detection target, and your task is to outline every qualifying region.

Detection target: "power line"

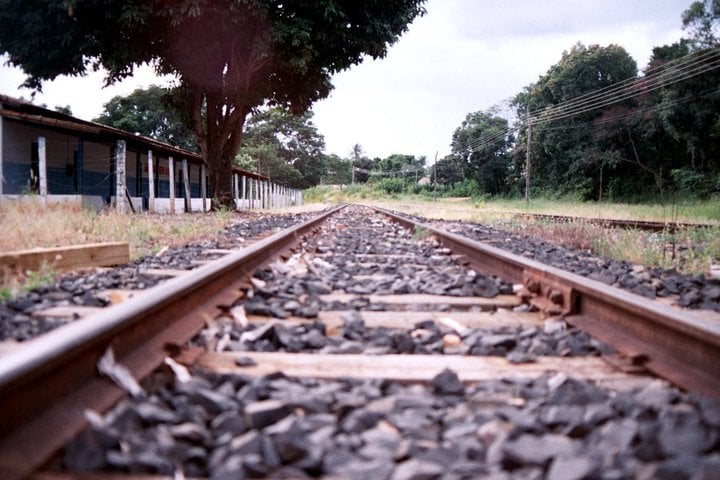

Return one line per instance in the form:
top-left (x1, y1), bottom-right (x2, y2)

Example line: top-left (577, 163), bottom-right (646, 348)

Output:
top-left (460, 47), bottom-right (720, 154)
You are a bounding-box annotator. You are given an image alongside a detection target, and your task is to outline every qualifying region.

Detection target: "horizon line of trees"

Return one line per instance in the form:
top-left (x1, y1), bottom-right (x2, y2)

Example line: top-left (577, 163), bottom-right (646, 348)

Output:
top-left (438, 0), bottom-right (720, 202)
top-left (89, 0), bottom-right (719, 202)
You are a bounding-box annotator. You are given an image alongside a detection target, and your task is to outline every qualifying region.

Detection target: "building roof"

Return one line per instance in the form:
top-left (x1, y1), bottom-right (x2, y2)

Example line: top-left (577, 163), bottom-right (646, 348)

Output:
top-left (0, 94), bottom-right (267, 180)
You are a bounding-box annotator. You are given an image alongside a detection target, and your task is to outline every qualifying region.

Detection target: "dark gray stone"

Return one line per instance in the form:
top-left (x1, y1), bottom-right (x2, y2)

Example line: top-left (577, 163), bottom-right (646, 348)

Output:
top-left (546, 455), bottom-right (599, 480)
top-left (502, 433), bottom-right (580, 467)
top-left (245, 399), bottom-right (292, 429)
top-left (210, 453), bottom-right (246, 480)
top-left (390, 458), bottom-right (445, 480)
top-left (341, 408), bottom-right (383, 433)
top-left (658, 410), bottom-right (717, 456)
top-left (431, 368), bottom-right (465, 395)
top-left (264, 415), bottom-right (307, 463)
top-left (134, 401), bottom-right (181, 424)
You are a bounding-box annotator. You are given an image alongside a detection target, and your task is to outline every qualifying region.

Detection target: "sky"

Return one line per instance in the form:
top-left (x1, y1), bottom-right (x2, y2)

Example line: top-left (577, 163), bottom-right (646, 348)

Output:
top-left (0, 0), bottom-right (691, 163)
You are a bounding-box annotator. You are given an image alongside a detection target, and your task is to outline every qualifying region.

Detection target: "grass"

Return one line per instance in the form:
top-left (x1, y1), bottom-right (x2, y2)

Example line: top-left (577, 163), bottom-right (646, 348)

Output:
top-left (303, 186), bottom-right (720, 275)
top-left (0, 199), bottom-right (238, 298)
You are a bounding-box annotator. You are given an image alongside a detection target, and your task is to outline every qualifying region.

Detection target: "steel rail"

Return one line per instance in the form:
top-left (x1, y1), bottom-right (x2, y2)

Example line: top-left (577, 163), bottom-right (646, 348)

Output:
top-left (514, 212), bottom-right (717, 232)
top-left (0, 205), bottom-right (344, 480)
top-left (376, 207), bottom-right (720, 399)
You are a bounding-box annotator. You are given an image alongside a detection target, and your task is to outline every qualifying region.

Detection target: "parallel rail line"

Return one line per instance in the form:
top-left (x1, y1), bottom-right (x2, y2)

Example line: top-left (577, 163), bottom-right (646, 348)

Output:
top-left (0, 204), bottom-right (718, 478)
top-left (512, 212), bottom-right (718, 232)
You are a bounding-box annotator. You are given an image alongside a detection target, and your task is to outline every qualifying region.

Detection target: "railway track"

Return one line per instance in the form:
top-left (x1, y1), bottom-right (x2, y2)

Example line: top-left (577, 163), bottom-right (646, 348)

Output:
top-left (513, 212), bottom-right (718, 232)
top-left (1, 205), bottom-right (719, 479)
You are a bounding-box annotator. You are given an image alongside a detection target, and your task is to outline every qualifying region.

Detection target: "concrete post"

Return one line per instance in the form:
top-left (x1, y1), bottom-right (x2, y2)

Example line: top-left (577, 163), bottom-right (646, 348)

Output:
top-left (182, 158), bottom-right (191, 213)
top-left (0, 116), bottom-right (3, 199)
top-left (115, 140), bottom-right (127, 213)
top-left (147, 150), bottom-right (155, 212)
top-left (38, 136), bottom-right (47, 204)
top-left (241, 175), bottom-right (246, 209)
top-left (168, 156), bottom-right (175, 214)
top-left (201, 163), bottom-right (207, 212)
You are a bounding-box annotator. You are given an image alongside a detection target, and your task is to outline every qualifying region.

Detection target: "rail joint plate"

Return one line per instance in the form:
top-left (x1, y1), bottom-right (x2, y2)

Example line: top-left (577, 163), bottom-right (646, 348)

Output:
top-left (522, 270), bottom-right (578, 316)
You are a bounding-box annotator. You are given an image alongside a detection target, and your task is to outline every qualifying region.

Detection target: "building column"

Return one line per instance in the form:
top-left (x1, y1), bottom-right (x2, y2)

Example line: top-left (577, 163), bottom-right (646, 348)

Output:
top-left (0, 116), bottom-right (3, 199)
top-left (147, 150), bottom-right (155, 212)
top-left (201, 163), bottom-right (207, 212)
top-left (182, 158), bottom-right (191, 213)
top-left (37, 136), bottom-right (47, 205)
top-left (233, 174), bottom-right (240, 209)
top-left (115, 140), bottom-right (127, 213)
top-left (241, 175), bottom-right (247, 210)
top-left (168, 156), bottom-right (175, 214)
top-left (135, 151), bottom-right (142, 197)
top-left (75, 138), bottom-right (84, 195)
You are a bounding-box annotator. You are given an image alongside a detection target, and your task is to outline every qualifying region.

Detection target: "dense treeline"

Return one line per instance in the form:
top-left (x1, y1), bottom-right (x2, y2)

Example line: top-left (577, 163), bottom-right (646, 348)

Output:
top-left (439, 1), bottom-right (720, 201)
top-left (92, 1), bottom-right (719, 200)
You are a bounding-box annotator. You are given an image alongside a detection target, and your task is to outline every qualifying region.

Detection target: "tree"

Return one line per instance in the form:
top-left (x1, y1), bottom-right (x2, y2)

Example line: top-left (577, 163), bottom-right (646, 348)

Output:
top-left (95, 85), bottom-right (197, 151)
top-left (349, 143), bottom-right (364, 183)
top-left (238, 107), bottom-right (326, 188)
top-left (323, 154), bottom-right (352, 185)
top-left (0, 0), bottom-right (426, 207)
top-left (682, 0), bottom-right (720, 49)
top-left (432, 155), bottom-right (464, 189)
top-left (450, 109), bottom-right (513, 195)
top-left (513, 43), bottom-right (638, 198)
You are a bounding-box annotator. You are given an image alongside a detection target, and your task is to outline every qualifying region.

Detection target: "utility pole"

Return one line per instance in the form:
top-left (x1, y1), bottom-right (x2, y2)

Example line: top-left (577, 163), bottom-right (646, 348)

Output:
top-left (433, 151), bottom-right (438, 202)
top-left (525, 110), bottom-right (532, 202)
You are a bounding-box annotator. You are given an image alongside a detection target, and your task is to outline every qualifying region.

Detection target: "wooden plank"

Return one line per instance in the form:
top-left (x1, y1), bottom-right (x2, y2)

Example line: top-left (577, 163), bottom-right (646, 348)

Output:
top-left (0, 243), bottom-right (129, 272)
top-left (319, 293), bottom-right (521, 309)
top-left (32, 473), bottom-right (201, 480)
top-left (247, 309), bottom-right (542, 330)
top-left (198, 351), bottom-right (643, 384)
top-left (31, 305), bottom-right (103, 319)
top-left (138, 268), bottom-right (190, 277)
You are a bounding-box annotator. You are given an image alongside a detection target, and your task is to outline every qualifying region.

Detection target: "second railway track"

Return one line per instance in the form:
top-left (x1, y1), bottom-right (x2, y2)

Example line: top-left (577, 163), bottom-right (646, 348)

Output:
top-left (1, 204), bottom-right (720, 479)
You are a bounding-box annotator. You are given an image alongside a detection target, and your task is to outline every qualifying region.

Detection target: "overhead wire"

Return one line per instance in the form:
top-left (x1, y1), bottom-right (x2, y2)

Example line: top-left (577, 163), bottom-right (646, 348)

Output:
top-left (459, 47), bottom-right (720, 154)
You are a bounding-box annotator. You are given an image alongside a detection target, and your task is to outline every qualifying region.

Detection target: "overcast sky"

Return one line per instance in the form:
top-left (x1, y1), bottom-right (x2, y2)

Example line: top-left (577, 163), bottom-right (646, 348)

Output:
top-left (0, 0), bottom-right (691, 162)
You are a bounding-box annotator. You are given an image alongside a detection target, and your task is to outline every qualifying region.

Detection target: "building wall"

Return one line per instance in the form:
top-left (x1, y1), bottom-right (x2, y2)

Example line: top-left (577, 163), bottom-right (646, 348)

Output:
top-left (1, 119), bottom-right (204, 205)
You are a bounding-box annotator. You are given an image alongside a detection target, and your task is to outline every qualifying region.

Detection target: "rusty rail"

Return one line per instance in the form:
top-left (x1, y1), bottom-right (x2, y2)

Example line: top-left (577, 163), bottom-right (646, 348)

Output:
top-left (376, 207), bottom-right (720, 399)
top-left (0, 205), bottom-right (344, 480)
top-left (515, 212), bottom-right (717, 232)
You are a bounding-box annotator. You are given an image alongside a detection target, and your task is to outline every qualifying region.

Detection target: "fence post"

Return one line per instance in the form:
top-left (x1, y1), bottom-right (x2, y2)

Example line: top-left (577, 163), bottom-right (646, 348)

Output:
top-left (201, 163), bottom-right (207, 212)
top-left (168, 156), bottom-right (175, 214)
top-left (182, 158), bottom-right (191, 213)
top-left (37, 136), bottom-right (48, 205)
top-left (115, 140), bottom-right (126, 213)
top-left (234, 174), bottom-right (240, 210)
top-left (147, 150), bottom-right (155, 212)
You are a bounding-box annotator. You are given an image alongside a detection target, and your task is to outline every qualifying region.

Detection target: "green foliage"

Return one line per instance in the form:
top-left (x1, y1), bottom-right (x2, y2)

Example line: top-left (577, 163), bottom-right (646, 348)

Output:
top-left (450, 109), bottom-right (513, 195)
top-left (324, 154), bottom-right (353, 185)
top-left (0, 0), bottom-right (426, 205)
top-left (682, 0), bottom-right (720, 49)
top-left (95, 85), bottom-right (197, 151)
top-left (373, 178), bottom-right (405, 194)
top-left (237, 107), bottom-right (325, 188)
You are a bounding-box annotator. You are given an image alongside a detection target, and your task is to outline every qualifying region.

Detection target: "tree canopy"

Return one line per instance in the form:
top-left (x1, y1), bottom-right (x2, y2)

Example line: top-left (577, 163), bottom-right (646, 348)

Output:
top-left (94, 85), bottom-right (197, 151)
top-left (236, 107), bottom-right (325, 188)
top-left (0, 0), bottom-right (426, 206)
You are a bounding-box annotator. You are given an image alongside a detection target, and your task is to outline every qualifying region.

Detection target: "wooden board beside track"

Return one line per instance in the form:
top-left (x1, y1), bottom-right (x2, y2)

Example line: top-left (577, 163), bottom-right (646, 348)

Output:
top-left (0, 242), bottom-right (129, 272)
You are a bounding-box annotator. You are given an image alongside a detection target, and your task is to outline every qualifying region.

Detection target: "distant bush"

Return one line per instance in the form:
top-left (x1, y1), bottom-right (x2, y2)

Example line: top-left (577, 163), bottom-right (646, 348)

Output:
top-left (373, 178), bottom-right (404, 194)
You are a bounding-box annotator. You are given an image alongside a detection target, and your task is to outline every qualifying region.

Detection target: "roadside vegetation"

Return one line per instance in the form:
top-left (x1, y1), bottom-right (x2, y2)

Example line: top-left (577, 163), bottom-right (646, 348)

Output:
top-left (304, 184), bottom-right (720, 276)
top-left (0, 200), bottom-right (235, 299)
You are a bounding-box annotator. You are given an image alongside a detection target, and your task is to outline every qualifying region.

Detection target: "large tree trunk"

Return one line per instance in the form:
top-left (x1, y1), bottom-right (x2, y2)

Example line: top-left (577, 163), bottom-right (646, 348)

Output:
top-left (192, 91), bottom-right (250, 210)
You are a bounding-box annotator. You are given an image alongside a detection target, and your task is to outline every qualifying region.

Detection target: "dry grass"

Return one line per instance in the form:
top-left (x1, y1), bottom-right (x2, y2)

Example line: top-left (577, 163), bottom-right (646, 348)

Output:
top-left (0, 200), bottom-right (235, 258)
top-left (347, 196), bottom-right (720, 275)
top-left (0, 199), bottom-right (238, 298)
